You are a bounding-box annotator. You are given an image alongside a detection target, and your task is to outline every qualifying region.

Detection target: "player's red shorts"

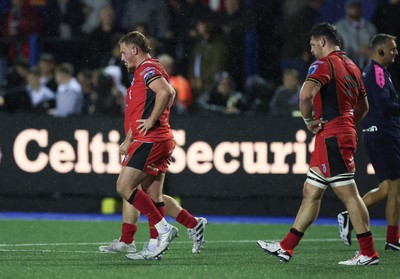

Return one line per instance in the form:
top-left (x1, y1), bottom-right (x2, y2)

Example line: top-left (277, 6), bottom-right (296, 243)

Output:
top-left (309, 131), bottom-right (357, 178)
top-left (121, 139), bottom-right (175, 176)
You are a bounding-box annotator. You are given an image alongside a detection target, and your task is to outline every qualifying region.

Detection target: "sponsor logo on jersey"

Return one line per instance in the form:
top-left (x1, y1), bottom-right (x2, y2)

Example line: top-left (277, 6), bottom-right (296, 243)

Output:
top-left (308, 64), bottom-right (319, 75)
top-left (143, 70), bottom-right (156, 84)
top-left (140, 66), bottom-right (155, 76)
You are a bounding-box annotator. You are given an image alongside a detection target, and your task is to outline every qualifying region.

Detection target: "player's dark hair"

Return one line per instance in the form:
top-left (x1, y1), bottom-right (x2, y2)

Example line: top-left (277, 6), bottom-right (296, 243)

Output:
top-left (118, 31), bottom-right (151, 54)
top-left (370, 33), bottom-right (396, 51)
top-left (309, 22), bottom-right (341, 46)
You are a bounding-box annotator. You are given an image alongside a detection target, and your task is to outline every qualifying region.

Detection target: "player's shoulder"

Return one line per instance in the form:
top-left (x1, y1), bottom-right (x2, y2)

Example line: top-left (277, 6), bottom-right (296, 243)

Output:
top-left (307, 60), bottom-right (326, 75)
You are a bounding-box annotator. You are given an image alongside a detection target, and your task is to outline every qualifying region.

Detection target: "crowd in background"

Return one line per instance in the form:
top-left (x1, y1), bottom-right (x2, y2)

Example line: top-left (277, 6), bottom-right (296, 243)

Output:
top-left (0, 0), bottom-right (399, 117)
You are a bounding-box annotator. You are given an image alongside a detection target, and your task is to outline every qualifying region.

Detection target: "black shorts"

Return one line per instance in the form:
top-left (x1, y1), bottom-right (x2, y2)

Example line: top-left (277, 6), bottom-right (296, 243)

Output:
top-left (363, 132), bottom-right (400, 183)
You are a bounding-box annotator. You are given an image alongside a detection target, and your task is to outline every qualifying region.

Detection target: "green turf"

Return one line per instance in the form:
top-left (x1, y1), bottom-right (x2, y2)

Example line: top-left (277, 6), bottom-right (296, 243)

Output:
top-left (0, 220), bottom-right (398, 279)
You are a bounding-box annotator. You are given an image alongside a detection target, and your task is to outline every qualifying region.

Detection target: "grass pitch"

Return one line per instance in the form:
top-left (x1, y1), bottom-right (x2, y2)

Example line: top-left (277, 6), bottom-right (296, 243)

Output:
top-left (0, 219), bottom-right (398, 279)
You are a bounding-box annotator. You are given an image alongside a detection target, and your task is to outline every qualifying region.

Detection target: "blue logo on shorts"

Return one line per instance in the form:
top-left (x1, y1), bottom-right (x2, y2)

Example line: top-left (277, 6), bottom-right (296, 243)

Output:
top-left (321, 164), bottom-right (327, 173)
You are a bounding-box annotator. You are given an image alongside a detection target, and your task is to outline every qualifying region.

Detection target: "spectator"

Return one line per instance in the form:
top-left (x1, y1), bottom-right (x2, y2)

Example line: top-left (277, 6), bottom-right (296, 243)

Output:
top-left (269, 68), bottom-right (301, 117)
top-left (43, 0), bottom-right (86, 68)
top-left (81, 0), bottom-right (110, 34)
top-left (197, 71), bottom-right (243, 115)
top-left (158, 53), bottom-right (192, 114)
top-left (76, 68), bottom-right (95, 114)
top-left (103, 64), bottom-right (126, 111)
top-left (0, 56), bottom-right (31, 112)
top-left (43, 0), bottom-right (84, 40)
top-left (25, 67), bottom-right (55, 113)
top-left (98, 34), bottom-right (131, 87)
top-left (89, 4), bottom-right (125, 68)
top-left (52, 62), bottom-right (83, 117)
top-left (1, 0), bottom-right (43, 62)
top-left (117, 0), bottom-right (170, 40)
top-left (37, 53), bottom-right (57, 92)
top-left (90, 70), bottom-right (123, 115)
top-left (188, 18), bottom-right (228, 96)
top-left (242, 75), bottom-right (274, 114)
top-left (166, 0), bottom-right (214, 75)
top-left (279, 0), bottom-right (323, 78)
top-left (334, 0), bottom-right (376, 69)
top-left (254, 1), bottom-right (283, 85)
top-left (218, 0), bottom-right (256, 91)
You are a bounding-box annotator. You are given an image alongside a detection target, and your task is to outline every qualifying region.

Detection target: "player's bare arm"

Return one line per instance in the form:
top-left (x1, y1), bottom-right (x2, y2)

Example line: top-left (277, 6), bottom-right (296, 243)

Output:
top-left (119, 129), bottom-right (133, 155)
top-left (299, 80), bottom-right (326, 134)
top-left (136, 77), bottom-right (175, 135)
top-left (353, 95), bottom-right (369, 124)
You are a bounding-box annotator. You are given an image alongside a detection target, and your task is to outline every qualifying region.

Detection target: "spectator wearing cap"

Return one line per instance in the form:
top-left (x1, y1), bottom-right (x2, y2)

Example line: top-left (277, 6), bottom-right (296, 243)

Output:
top-left (334, 0), bottom-right (377, 69)
top-left (38, 53), bottom-right (57, 92)
top-left (51, 63), bottom-right (83, 117)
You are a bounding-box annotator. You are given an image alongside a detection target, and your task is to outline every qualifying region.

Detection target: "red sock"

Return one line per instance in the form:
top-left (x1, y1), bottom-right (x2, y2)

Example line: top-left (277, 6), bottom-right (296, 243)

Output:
top-left (149, 202), bottom-right (167, 239)
top-left (280, 227), bottom-right (304, 255)
top-left (176, 209), bottom-right (197, 229)
top-left (386, 225), bottom-right (399, 244)
top-left (129, 189), bottom-right (163, 227)
top-left (357, 231), bottom-right (377, 257)
top-left (120, 223), bottom-right (137, 244)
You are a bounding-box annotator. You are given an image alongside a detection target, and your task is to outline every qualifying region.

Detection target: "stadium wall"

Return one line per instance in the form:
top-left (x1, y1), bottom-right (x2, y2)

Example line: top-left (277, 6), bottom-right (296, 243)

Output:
top-left (0, 113), bottom-right (384, 218)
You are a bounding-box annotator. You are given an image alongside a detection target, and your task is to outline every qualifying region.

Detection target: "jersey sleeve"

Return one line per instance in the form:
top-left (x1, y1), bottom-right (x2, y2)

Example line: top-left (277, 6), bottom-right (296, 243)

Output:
top-left (139, 65), bottom-right (163, 87)
top-left (305, 60), bottom-right (332, 88)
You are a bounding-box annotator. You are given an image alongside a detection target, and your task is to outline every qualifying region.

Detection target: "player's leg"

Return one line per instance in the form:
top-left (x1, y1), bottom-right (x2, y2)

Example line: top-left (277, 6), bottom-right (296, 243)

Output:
top-left (333, 181), bottom-right (379, 265)
top-left (362, 181), bottom-right (389, 208)
top-left (257, 169), bottom-right (326, 263)
top-left (163, 194), bottom-right (208, 253)
top-left (99, 199), bottom-right (139, 253)
top-left (124, 170), bottom-right (178, 260)
top-left (385, 178), bottom-right (400, 250)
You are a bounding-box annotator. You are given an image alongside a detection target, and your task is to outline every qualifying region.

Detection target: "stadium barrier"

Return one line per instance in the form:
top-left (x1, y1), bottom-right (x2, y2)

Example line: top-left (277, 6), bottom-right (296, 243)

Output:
top-left (0, 113), bottom-right (384, 217)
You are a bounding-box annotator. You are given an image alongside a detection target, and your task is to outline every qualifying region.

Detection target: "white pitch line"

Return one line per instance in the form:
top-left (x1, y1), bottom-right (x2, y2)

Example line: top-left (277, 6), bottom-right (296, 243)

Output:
top-left (0, 237), bottom-right (386, 248)
top-left (0, 249), bottom-right (99, 254)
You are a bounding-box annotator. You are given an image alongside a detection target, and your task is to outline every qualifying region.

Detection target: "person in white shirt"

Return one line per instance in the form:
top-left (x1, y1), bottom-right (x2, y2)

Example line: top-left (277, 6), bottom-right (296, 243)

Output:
top-left (52, 63), bottom-right (83, 117)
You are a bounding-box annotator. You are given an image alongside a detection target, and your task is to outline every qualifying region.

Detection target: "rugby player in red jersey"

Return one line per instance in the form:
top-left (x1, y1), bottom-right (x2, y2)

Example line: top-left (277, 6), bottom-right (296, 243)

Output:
top-left (257, 23), bottom-right (379, 265)
top-left (113, 31), bottom-right (180, 260)
top-left (338, 33), bottom-right (400, 251)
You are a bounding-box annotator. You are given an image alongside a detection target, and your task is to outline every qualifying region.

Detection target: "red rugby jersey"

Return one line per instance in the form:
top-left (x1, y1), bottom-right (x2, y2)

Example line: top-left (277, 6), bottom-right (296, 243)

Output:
top-left (124, 58), bottom-right (174, 142)
top-left (306, 51), bottom-right (366, 133)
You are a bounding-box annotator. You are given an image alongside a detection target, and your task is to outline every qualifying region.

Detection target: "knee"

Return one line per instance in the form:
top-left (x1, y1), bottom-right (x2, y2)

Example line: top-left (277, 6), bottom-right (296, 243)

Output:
top-left (302, 183), bottom-right (323, 202)
top-left (116, 178), bottom-right (126, 197)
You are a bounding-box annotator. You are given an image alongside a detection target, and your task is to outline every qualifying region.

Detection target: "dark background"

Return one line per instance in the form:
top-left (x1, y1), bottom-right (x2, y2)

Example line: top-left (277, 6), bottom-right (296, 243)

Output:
top-left (0, 113), bottom-right (384, 218)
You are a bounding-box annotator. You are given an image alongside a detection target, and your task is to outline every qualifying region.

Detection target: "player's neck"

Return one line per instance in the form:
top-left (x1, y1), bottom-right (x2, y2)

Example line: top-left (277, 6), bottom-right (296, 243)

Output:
top-left (136, 54), bottom-right (152, 68)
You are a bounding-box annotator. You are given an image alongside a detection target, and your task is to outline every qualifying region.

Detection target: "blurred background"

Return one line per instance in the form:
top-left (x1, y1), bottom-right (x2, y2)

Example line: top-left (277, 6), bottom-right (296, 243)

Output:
top-left (0, 0), bottom-right (397, 217)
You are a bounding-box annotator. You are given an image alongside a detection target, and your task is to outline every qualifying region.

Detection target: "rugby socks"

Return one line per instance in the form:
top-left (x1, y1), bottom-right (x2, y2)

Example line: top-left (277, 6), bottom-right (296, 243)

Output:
top-left (120, 223), bottom-right (137, 244)
top-left (149, 201), bottom-right (167, 239)
top-left (176, 209), bottom-right (197, 229)
top-left (357, 231), bottom-right (377, 257)
top-left (386, 225), bottom-right (399, 244)
top-left (127, 189), bottom-right (163, 228)
top-left (280, 227), bottom-right (304, 255)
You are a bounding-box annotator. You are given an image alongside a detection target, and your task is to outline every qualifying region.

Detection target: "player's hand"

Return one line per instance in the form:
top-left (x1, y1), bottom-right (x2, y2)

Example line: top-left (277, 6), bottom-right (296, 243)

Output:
top-left (307, 118), bottom-right (327, 134)
top-left (119, 140), bottom-right (130, 155)
top-left (119, 129), bottom-right (133, 155)
top-left (136, 118), bottom-right (155, 135)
